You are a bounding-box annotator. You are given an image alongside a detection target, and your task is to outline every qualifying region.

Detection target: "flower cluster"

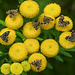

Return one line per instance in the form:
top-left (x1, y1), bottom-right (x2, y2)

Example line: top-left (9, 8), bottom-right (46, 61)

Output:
top-left (0, 61), bottom-right (30, 75)
top-left (0, 0), bottom-right (75, 74)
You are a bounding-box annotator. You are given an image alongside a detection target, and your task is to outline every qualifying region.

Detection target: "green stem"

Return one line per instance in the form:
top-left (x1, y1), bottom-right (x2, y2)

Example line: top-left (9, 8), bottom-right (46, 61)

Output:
top-left (36, 37), bottom-right (43, 41)
top-left (0, 20), bottom-right (6, 26)
top-left (15, 31), bottom-right (26, 41)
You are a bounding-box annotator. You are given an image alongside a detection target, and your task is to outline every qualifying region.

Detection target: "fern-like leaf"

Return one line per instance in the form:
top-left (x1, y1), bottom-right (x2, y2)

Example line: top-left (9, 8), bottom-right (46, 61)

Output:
top-left (59, 50), bottom-right (72, 57)
top-left (60, 46), bottom-right (75, 52)
top-left (47, 62), bottom-right (53, 69)
top-left (54, 55), bottom-right (64, 62)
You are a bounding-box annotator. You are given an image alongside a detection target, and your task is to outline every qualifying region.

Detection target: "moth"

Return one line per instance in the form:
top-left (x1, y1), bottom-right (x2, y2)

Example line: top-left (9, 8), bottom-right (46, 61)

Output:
top-left (0, 31), bottom-right (10, 43)
top-left (6, 9), bottom-right (18, 18)
top-left (33, 22), bottom-right (43, 30)
top-left (58, 15), bottom-right (70, 27)
top-left (65, 30), bottom-right (75, 42)
top-left (31, 59), bottom-right (42, 70)
top-left (43, 16), bottom-right (54, 25)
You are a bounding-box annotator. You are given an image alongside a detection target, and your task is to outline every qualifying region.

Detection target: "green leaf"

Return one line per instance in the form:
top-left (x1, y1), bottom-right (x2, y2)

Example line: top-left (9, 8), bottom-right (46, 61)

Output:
top-left (59, 50), bottom-right (72, 57)
top-left (47, 62), bottom-right (53, 69)
top-left (54, 55), bottom-right (64, 62)
top-left (60, 46), bottom-right (75, 52)
top-left (22, 72), bottom-right (27, 75)
top-left (15, 31), bottom-right (27, 41)
top-left (18, 0), bottom-right (24, 4)
top-left (0, 20), bottom-right (6, 26)
top-left (36, 37), bottom-right (43, 41)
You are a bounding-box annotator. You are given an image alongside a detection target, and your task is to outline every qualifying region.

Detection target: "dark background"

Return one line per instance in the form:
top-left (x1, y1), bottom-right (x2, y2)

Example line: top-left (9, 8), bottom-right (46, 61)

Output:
top-left (0, 0), bottom-right (75, 75)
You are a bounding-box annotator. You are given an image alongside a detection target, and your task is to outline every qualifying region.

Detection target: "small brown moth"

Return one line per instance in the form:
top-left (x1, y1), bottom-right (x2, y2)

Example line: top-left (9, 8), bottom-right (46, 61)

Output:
top-left (0, 31), bottom-right (10, 43)
top-left (6, 9), bottom-right (18, 18)
top-left (58, 15), bottom-right (70, 27)
top-left (31, 59), bottom-right (42, 70)
top-left (65, 30), bottom-right (75, 42)
top-left (33, 22), bottom-right (43, 30)
top-left (43, 16), bottom-right (54, 25)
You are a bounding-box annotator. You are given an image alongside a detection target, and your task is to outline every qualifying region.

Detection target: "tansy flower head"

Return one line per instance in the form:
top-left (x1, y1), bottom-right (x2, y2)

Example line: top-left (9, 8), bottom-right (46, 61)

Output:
top-left (55, 15), bottom-right (73, 31)
top-left (38, 13), bottom-right (55, 30)
top-left (23, 22), bottom-right (41, 39)
top-left (10, 63), bottom-right (23, 75)
top-left (44, 3), bottom-right (61, 17)
top-left (59, 31), bottom-right (75, 49)
top-left (1, 63), bottom-right (10, 74)
top-left (41, 39), bottom-right (59, 57)
top-left (0, 28), bottom-right (16, 45)
top-left (21, 61), bottom-right (31, 72)
top-left (28, 53), bottom-right (47, 72)
top-left (19, 0), bottom-right (39, 18)
top-left (24, 39), bottom-right (39, 54)
top-left (5, 13), bottom-right (23, 29)
top-left (9, 43), bottom-right (28, 61)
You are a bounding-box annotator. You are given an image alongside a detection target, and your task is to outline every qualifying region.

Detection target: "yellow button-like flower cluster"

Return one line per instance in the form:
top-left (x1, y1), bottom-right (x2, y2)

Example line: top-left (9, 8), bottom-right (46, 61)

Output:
top-left (28, 53), bottom-right (47, 72)
top-left (41, 39), bottom-right (59, 57)
top-left (0, 0), bottom-right (75, 74)
top-left (0, 28), bottom-right (16, 45)
top-left (0, 62), bottom-right (30, 75)
top-left (9, 43), bottom-right (28, 62)
top-left (24, 39), bottom-right (39, 54)
top-left (23, 22), bottom-right (41, 38)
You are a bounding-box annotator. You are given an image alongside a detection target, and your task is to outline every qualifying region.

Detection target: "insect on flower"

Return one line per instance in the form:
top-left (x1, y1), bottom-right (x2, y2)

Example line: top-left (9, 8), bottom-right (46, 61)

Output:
top-left (31, 59), bottom-right (42, 70)
top-left (43, 16), bottom-right (54, 25)
top-left (58, 15), bottom-right (70, 27)
top-left (65, 30), bottom-right (75, 42)
top-left (6, 9), bottom-right (18, 18)
top-left (0, 31), bottom-right (10, 43)
top-left (33, 22), bottom-right (43, 30)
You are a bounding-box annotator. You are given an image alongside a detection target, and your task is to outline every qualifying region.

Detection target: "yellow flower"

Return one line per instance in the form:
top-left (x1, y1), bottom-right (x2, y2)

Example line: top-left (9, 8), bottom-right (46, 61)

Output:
top-left (10, 63), bottom-right (23, 75)
top-left (44, 3), bottom-right (61, 17)
top-left (38, 13), bottom-right (55, 30)
top-left (21, 61), bottom-right (31, 72)
top-left (41, 39), bottom-right (59, 57)
top-left (9, 43), bottom-right (28, 61)
top-left (55, 16), bottom-right (73, 31)
top-left (24, 39), bottom-right (39, 54)
top-left (59, 32), bottom-right (75, 49)
top-left (28, 53), bottom-right (47, 72)
top-left (1, 63), bottom-right (10, 74)
top-left (5, 13), bottom-right (23, 29)
top-left (23, 22), bottom-right (41, 38)
top-left (0, 28), bottom-right (16, 45)
top-left (19, 1), bottom-right (39, 18)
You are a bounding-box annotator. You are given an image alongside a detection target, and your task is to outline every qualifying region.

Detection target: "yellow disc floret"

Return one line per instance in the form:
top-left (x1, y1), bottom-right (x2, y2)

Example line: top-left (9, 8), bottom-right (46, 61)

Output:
top-left (28, 53), bottom-right (47, 72)
top-left (1, 63), bottom-right (10, 74)
top-left (41, 39), bottom-right (59, 57)
top-left (55, 16), bottom-right (73, 31)
top-left (38, 13), bottom-right (55, 30)
top-left (21, 61), bottom-right (31, 72)
top-left (10, 63), bottom-right (23, 75)
top-left (44, 3), bottom-right (61, 17)
top-left (19, 1), bottom-right (39, 18)
top-left (59, 32), bottom-right (75, 49)
top-left (0, 28), bottom-right (16, 45)
top-left (23, 22), bottom-right (41, 38)
top-left (5, 13), bottom-right (23, 29)
top-left (24, 39), bottom-right (39, 54)
top-left (9, 43), bottom-right (28, 61)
